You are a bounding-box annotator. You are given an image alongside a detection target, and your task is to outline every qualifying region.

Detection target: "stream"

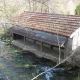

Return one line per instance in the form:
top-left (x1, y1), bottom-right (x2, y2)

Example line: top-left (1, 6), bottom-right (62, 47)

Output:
top-left (0, 41), bottom-right (79, 80)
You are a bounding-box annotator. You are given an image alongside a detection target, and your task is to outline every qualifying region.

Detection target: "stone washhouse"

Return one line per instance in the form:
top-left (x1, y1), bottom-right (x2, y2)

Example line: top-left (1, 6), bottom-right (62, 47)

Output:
top-left (8, 11), bottom-right (80, 65)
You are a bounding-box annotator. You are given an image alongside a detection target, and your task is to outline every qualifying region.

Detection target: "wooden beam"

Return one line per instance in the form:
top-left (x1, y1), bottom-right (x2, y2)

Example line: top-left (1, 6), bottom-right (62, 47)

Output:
top-left (41, 42), bottom-right (43, 51)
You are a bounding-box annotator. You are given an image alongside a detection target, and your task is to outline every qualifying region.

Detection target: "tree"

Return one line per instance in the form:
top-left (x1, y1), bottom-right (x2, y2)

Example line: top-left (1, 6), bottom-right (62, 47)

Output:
top-left (0, 0), bottom-right (21, 33)
top-left (75, 3), bottom-right (80, 15)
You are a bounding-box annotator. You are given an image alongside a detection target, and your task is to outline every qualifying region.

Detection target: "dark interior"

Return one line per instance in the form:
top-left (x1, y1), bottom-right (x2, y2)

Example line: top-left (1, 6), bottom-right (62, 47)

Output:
top-left (13, 33), bottom-right (24, 40)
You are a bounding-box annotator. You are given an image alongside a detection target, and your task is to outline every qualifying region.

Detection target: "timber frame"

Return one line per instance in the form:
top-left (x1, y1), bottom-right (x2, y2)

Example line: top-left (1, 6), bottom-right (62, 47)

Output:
top-left (10, 31), bottom-right (66, 61)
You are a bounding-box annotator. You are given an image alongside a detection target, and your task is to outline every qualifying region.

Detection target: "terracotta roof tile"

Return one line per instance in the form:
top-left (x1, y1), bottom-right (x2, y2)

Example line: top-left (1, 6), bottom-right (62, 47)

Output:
top-left (11, 11), bottom-right (80, 37)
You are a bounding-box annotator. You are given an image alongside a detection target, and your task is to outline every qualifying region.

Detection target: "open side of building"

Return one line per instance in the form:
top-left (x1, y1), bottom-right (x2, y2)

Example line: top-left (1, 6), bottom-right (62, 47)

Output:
top-left (8, 25), bottom-right (67, 63)
top-left (8, 11), bottom-right (80, 64)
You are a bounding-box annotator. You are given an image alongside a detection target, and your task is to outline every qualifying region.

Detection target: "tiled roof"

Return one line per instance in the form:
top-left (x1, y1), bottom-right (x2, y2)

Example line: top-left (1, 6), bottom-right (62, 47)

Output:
top-left (11, 11), bottom-right (80, 37)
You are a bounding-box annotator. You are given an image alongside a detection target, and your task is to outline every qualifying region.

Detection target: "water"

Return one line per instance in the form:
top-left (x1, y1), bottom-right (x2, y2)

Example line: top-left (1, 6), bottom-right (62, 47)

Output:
top-left (0, 41), bottom-right (79, 80)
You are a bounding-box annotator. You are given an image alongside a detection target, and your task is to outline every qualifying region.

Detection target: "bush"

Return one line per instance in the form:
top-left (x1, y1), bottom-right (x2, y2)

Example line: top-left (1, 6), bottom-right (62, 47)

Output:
top-left (75, 3), bottom-right (80, 15)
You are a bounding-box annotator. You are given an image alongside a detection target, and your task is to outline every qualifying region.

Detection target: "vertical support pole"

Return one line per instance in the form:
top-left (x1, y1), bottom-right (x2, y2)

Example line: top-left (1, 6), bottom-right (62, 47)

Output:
top-left (12, 33), bottom-right (14, 40)
top-left (64, 49), bottom-right (66, 59)
top-left (63, 39), bottom-right (68, 60)
top-left (23, 37), bottom-right (26, 50)
top-left (41, 42), bottom-right (43, 51)
top-left (24, 37), bottom-right (26, 45)
top-left (50, 45), bottom-right (53, 50)
top-left (33, 39), bottom-right (36, 43)
top-left (10, 33), bottom-right (13, 43)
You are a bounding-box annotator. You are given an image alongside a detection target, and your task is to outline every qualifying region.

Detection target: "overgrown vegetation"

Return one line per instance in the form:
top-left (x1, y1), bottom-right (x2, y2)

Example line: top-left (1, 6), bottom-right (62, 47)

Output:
top-left (75, 3), bottom-right (80, 15)
top-left (0, 27), bottom-right (11, 44)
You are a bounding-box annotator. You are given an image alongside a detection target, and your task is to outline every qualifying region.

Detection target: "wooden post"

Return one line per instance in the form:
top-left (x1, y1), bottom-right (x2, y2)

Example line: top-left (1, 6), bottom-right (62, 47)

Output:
top-left (10, 33), bottom-right (13, 43)
top-left (63, 39), bottom-right (68, 59)
top-left (12, 33), bottom-right (14, 40)
top-left (41, 42), bottom-right (43, 51)
top-left (64, 49), bottom-right (66, 59)
top-left (24, 37), bottom-right (26, 45)
top-left (33, 39), bottom-right (36, 43)
top-left (50, 45), bottom-right (53, 50)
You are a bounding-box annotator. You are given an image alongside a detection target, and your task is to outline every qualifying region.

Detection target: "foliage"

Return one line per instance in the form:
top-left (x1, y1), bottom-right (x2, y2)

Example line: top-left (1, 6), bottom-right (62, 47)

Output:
top-left (75, 3), bottom-right (80, 15)
top-left (0, 0), bottom-right (20, 25)
top-left (0, 27), bottom-right (4, 33)
top-left (0, 27), bottom-right (11, 44)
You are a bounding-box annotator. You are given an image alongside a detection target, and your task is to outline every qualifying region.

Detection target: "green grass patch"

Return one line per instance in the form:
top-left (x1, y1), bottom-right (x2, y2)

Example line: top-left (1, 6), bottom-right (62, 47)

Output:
top-left (0, 63), bottom-right (6, 69)
top-left (20, 74), bottom-right (27, 78)
top-left (13, 78), bottom-right (18, 80)
top-left (3, 70), bottom-right (13, 75)
top-left (0, 27), bottom-right (4, 33)
top-left (0, 27), bottom-right (11, 44)
top-left (0, 27), bottom-right (4, 37)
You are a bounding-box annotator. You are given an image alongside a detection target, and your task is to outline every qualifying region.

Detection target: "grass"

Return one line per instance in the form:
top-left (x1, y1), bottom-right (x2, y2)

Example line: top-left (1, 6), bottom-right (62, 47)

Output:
top-left (13, 78), bottom-right (18, 80)
top-left (0, 63), bottom-right (6, 69)
top-left (3, 70), bottom-right (13, 75)
top-left (0, 27), bottom-right (4, 35)
top-left (0, 27), bottom-right (11, 44)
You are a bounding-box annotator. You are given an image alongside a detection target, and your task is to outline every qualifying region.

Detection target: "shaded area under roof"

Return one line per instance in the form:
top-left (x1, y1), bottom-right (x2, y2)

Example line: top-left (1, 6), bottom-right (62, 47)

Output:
top-left (8, 26), bottom-right (67, 47)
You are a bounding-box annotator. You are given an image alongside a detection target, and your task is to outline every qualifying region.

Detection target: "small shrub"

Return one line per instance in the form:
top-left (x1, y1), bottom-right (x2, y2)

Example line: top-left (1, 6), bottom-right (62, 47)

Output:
top-left (75, 3), bottom-right (80, 15)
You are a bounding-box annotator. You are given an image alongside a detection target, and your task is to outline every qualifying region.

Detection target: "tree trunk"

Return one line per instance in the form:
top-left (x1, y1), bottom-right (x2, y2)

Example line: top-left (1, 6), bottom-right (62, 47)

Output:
top-left (28, 0), bottom-right (31, 11)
